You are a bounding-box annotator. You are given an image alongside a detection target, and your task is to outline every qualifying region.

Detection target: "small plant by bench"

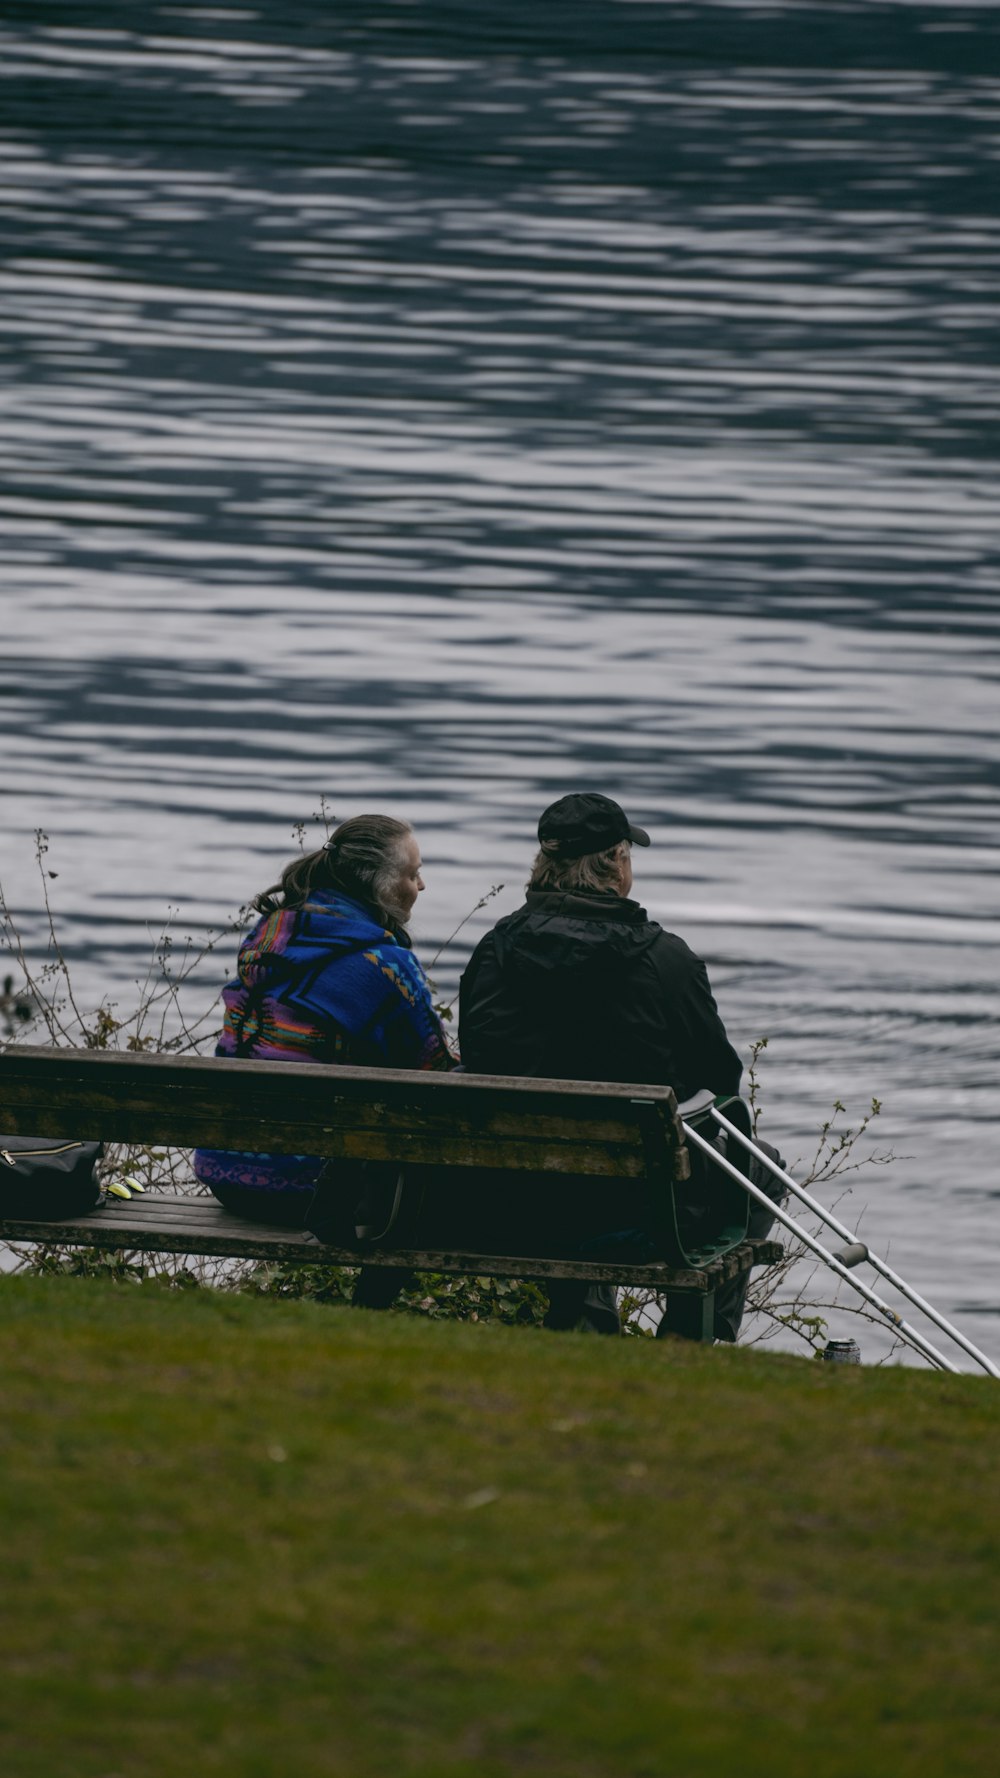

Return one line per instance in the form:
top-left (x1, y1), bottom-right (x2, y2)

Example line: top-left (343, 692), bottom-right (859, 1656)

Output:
top-left (0, 1047), bottom-right (781, 1342)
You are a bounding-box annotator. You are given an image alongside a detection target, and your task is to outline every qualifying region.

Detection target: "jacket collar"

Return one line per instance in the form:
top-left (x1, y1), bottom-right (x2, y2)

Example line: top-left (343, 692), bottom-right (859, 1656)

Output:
top-left (523, 890), bottom-right (647, 924)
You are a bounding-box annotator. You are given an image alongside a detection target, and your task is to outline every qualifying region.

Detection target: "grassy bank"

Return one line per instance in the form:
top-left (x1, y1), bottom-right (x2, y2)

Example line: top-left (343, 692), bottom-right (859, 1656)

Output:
top-left (1, 1276), bottom-right (997, 1778)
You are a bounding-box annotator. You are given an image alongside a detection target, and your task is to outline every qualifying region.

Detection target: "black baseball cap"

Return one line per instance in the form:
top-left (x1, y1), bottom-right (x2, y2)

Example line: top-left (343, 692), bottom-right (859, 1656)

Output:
top-left (537, 793), bottom-right (651, 860)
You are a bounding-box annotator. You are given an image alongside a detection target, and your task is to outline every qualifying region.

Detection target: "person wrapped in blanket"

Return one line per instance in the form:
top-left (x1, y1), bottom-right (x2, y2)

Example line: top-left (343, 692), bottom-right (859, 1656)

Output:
top-left (193, 815), bottom-right (455, 1306)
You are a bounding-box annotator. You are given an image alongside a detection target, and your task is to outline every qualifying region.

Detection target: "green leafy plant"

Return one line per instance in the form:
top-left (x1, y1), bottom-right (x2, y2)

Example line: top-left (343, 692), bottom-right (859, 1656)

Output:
top-left (244, 1262), bottom-right (549, 1326)
top-left (394, 1271), bottom-right (548, 1326)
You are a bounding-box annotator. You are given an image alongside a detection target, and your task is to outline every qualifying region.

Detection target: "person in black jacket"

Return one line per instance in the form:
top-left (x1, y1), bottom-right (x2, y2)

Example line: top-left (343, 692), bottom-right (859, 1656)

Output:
top-left (459, 792), bottom-right (778, 1338)
top-left (460, 794), bottom-right (741, 1102)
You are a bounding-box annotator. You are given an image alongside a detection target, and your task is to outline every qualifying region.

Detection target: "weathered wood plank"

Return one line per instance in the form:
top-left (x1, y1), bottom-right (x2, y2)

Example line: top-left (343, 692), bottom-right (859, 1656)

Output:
top-left (0, 1190), bottom-right (781, 1288)
top-left (3, 1123), bottom-right (648, 1177)
top-left (0, 1047), bottom-right (680, 1110)
top-left (0, 1047), bottom-right (685, 1177)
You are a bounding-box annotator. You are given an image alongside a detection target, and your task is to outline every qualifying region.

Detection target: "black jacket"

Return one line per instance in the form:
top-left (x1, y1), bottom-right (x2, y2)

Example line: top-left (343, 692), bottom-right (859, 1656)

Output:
top-left (459, 890), bottom-right (741, 1102)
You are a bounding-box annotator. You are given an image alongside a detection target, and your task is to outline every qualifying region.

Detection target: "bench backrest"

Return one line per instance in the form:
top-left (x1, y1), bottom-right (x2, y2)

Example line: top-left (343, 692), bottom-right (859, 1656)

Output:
top-left (0, 1046), bottom-right (686, 1176)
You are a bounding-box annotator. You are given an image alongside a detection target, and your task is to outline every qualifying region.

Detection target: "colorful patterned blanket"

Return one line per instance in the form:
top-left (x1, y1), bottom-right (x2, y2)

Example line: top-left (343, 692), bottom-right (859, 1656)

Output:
top-left (194, 889), bottom-right (453, 1195)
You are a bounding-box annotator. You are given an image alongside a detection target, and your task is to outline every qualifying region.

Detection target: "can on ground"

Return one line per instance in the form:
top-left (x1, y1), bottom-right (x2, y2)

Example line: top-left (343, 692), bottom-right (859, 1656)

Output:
top-left (823, 1338), bottom-right (861, 1364)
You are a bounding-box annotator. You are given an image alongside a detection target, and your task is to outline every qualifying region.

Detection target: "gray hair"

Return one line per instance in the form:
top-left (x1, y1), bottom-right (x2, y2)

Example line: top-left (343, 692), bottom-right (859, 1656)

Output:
top-left (528, 839), bottom-right (630, 896)
top-left (255, 814), bottom-right (414, 930)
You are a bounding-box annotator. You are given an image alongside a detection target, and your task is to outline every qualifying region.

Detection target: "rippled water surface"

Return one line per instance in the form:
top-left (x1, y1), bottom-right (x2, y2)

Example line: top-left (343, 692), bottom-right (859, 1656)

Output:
top-left (2, 1), bottom-right (999, 1364)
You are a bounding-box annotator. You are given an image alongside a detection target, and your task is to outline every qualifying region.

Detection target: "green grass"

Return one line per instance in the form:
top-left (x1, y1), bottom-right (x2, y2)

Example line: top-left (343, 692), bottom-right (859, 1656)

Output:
top-left (1, 1276), bottom-right (997, 1778)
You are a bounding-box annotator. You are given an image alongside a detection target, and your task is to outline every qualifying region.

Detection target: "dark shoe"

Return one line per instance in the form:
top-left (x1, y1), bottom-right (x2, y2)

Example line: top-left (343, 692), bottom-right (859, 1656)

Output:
top-left (352, 1264), bottom-right (414, 1311)
top-left (544, 1279), bottom-right (620, 1335)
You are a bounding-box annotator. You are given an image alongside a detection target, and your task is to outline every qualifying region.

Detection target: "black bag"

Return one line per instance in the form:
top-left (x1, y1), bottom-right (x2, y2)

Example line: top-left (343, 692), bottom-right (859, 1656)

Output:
top-left (305, 1160), bottom-right (417, 1249)
top-left (0, 1136), bottom-right (103, 1220)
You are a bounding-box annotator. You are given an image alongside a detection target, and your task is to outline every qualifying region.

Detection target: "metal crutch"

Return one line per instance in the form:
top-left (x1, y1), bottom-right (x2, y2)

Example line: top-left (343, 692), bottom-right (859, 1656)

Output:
top-left (710, 1103), bottom-right (1000, 1381)
top-left (680, 1114), bottom-right (960, 1373)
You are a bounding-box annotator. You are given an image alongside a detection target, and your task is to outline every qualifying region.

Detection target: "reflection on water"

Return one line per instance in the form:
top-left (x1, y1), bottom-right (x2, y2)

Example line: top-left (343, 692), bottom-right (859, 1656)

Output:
top-left (1, 1), bottom-right (999, 1363)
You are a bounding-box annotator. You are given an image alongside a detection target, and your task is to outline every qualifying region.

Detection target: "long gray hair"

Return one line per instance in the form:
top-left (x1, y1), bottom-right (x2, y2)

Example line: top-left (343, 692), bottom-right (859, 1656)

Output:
top-left (255, 814), bottom-right (414, 930)
top-left (528, 839), bottom-right (630, 896)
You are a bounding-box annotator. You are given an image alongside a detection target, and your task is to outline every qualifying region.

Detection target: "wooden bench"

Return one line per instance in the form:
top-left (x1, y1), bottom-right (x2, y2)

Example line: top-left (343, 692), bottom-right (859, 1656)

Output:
top-left (0, 1047), bottom-right (782, 1341)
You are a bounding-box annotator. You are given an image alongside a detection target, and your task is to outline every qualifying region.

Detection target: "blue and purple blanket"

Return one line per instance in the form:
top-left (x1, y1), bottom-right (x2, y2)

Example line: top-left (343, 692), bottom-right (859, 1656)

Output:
top-left (193, 889), bottom-right (453, 1196)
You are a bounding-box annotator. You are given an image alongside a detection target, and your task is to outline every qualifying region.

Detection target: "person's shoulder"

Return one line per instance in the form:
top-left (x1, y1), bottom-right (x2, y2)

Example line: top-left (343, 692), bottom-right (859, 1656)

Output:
top-left (639, 921), bottom-right (707, 978)
top-left (303, 891), bottom-right (399, 947)
top-left (648, 921), bottom-right (698, 954)
top-left (466, 905), bottom-right (523, 952)
top-left (459, 910), bottom-right (523, 990)
top-left (369, 933), bottom-right (423, 970)
top-left (608, 898), bottom-right (690, 953)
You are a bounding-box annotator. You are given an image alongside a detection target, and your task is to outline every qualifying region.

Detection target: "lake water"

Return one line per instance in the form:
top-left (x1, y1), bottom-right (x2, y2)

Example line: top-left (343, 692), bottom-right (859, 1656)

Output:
top-left (2, 0), bottom-right (998, 1368)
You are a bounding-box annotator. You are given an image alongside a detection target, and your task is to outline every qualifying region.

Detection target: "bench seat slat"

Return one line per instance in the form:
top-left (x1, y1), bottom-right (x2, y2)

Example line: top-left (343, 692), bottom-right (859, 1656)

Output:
top-left (0, 1192), bottom-right (782, 1290)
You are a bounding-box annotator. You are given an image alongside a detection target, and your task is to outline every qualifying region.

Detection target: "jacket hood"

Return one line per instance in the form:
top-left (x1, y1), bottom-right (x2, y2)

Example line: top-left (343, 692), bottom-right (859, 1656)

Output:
top-left (491, 891), bottom-right (662, 981)
top-left (238, 889), bottom-right (407, 988)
